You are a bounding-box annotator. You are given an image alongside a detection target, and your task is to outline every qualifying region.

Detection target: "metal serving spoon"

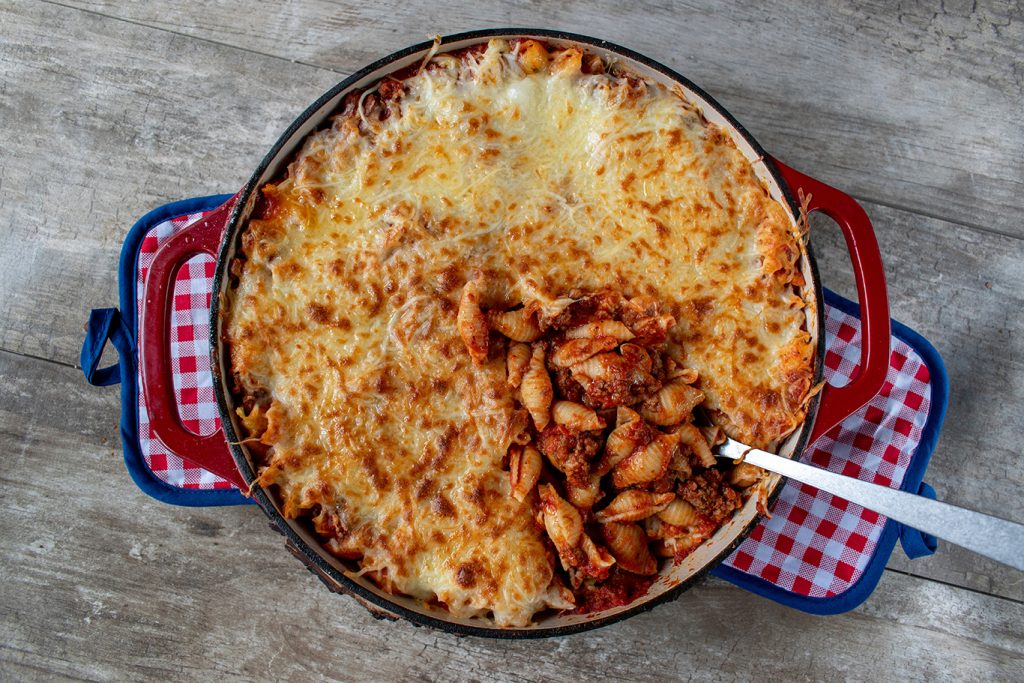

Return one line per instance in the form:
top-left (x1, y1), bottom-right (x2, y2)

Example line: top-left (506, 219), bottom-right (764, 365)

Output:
top-left (717, 438), bottom-right (1024, 571)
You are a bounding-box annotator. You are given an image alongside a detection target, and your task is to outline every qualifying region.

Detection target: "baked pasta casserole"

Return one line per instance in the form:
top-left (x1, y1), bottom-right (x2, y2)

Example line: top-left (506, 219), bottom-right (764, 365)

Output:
top-left (225, 38), bottom-right (814, 626)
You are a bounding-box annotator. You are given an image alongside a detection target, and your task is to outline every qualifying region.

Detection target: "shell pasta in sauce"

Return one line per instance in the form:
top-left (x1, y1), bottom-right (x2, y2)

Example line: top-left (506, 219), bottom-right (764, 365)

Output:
top-left (225, 39), bottom-right (813, 627)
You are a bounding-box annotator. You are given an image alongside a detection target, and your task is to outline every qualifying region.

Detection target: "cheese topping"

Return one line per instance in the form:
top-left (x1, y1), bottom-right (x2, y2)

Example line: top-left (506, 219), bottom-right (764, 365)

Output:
top-left (225, 39), bottom-right (813, 626)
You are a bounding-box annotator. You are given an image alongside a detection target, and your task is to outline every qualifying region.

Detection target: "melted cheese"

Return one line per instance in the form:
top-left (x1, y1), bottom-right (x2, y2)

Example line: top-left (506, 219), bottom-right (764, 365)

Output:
top-left (226, 39), bottom-right (813, 626)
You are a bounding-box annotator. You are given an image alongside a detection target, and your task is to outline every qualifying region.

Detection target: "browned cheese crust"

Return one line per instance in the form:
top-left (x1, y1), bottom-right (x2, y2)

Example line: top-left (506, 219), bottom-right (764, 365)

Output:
top-left (224, 39), bottom-right (813, 626)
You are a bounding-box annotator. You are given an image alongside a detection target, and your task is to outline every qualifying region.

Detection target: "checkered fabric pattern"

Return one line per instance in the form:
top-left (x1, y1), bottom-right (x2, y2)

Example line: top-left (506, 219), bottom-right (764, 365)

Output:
top-left (135, 207), bottom-right (932, 594)
top-left (721, 308), bottom-right (931, 596)
top-left (136, 209), bottom-right (231, 489)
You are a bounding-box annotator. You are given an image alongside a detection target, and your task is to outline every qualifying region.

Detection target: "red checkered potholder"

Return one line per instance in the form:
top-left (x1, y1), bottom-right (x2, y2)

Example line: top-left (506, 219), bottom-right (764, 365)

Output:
top-left (135, 207), bottom-right (932, 597)
top-left (720, 312), bottom-right (930, 597)
top-left (136, 211), bottom-right (229, 489)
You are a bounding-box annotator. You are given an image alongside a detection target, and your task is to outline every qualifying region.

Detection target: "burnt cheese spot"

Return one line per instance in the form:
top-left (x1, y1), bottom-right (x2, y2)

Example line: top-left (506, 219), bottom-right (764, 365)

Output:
top-left (225, 40), bottom-right (815, 624)
top-left (456, 560), bottom-right (482, 588)
top-left (430, 492), bottom-right (456, 518)
top-left (620, 172), bottom-right (637, 192)
top-left (305, 302), bottom-right (332, 324)
top-left (358, 452), bottom-right (390, 491)
top-left (415, 477), bottom-right (436, 501)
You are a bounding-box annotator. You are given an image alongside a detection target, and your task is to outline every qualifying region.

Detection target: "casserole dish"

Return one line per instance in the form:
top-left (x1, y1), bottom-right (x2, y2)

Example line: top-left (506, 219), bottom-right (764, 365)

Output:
top-left (139, 29), bottom-right (891, 637)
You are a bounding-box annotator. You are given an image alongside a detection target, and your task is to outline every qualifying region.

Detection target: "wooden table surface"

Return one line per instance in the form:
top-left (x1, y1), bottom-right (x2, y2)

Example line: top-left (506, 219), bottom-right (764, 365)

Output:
top-left (2, 1), bottom-right (1023, 680)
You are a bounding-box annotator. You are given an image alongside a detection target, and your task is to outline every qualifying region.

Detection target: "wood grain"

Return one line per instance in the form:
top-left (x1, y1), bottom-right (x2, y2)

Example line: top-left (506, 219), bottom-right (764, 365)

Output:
top-left (3, 0), bottom-right (1024, 678)
top-left (812, 207), bottom-right (1024, 601)
top-left (1, 350), bottom-right (1022, 681)
top-left (0, 0), bottom-right (338, 365)
top-left (1, 0), bottom-right (1023, 600)
top-left (58, 0), bottom-right (1024, 237)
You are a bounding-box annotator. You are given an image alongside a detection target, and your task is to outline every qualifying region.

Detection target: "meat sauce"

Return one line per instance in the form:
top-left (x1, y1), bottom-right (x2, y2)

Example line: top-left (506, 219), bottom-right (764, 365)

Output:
top-left (573, 569), bottom-right (657, 614)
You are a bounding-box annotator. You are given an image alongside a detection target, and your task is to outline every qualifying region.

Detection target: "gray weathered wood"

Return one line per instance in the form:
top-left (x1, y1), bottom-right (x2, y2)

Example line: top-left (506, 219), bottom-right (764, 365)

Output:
top-left (1, 350), bottom-right (1022, 681)
top-left (0, 0), bottom-right (339, 365)
top-left (1, 0), bottom-right (1023, 601)
top-left (60, 0), bottom-right (1024, 237)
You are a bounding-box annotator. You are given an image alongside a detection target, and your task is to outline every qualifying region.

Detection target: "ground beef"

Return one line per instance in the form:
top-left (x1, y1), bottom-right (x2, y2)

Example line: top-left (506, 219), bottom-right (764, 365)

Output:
top-left (536, 424), bottom-right (602, 485)
top-left (545, 291), bottom-right (622, 330)
top-left (575, 345), bottom-right (660, 409)
top-left (551, 366), bottom-right (586, 403)
top-left (616, 295), bottom-right (674, 345)
top-left (678, 469), bottom-right (741, 524)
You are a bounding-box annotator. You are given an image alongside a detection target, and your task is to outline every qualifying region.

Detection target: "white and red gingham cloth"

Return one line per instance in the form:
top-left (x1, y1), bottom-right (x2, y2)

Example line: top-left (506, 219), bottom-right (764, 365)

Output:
top-left (136, 206), bottom-right (931, 597)
top-left (136, 211), bottom-right (229, 489)
top-left (721, 315), bottom-right (930, 597)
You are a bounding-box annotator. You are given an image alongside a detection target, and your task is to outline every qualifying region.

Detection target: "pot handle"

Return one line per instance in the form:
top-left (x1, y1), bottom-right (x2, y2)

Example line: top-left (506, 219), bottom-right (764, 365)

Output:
top-left (139, 196), bottom-right (247, 489)
top-left (771, 159), bottom-right (891, 444)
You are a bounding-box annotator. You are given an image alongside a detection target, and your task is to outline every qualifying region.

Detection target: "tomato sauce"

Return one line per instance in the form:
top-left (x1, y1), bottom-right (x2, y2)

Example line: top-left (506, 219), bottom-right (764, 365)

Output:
top-left (573, 569), bottom-right (656, 614)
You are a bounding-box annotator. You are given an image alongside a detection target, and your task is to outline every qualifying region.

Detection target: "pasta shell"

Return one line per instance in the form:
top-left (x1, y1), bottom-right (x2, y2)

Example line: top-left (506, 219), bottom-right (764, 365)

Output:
top-left (643, 515), bottom-right (685, 541)
top-left (600, 522), bottom-right (657, 575)
top-left (650, 540), bottom-right (677, 558)
top-left (571, 343), bottom-right (652, 383)
top-left (551, 336), bottom-right (619, 368)
top-left (668, 366), bottom-right (699, 383)
top-left (520, 345), bottom-right (553, 431)
top-left (489, 308), bottom-right (542, 342)
top-left (595, 491), bottom-right (675, 523)
top-left (552, 400), bottom-right (605, 431)
top-left (657, 499), bottom-right (702, 528)
top-left (506, 342), bottom-right (531, 388)
top-left (565, 474), bottom-right (604, 510)
top-left (457, 276), bottom-right (489, 365)
top-left (626, 313), bottom-right (675, 345)
top-left (579, 534), bottom-right (616, 577)
top-left (571, 344), bottom-right (658, 409)
top-left (639, 379), bottom-right (705, 426)
top-left (700, 423), bottom-right (725, 448)
top-left (509, 445), bottom-right (542, 503)
top-left (535, 296), bottom-right (575, 328)
top-left (669, 533), bottom-right (701, 556)
top-left (675, 422), bottom-right (716, 467)
top-left (668, 450), bottom-right (692, 482)
top-left (619, 343), bottom-right (653, 372)
top-left (611, 430), bottom-right (680, 489)
top-left (503, 409), bottom-right (532, 448)
top-left (593, 407), bottom-right (645, 476)
top-left (615, 405), bottom-right (640, 427)
top-left (542, 577), bottom-right (576, 610)
top-left (518, 39), bottom-right (550, 74)
top-left (550, 46), bottom-right (583, 75)
top-left (728, 462), bottom-right (763, 489)
top-left (567, 534), bottom-right (617, 589)
top-left (538, 484), bottom-right (584, 567)
top-left (235, 404), bottom-right (268, 438)
top-left (565, 320), bottom-right (635, 342)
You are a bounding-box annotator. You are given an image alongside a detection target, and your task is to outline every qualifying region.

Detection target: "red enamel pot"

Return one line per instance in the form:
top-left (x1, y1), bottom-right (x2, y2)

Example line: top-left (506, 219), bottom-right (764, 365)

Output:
top-left (139, 29), bottom-right (890, 637)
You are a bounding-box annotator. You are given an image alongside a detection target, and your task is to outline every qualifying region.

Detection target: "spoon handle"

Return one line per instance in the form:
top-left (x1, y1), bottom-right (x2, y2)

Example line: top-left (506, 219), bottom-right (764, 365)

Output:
top-left (718, 439), bottom-right (1024, 572)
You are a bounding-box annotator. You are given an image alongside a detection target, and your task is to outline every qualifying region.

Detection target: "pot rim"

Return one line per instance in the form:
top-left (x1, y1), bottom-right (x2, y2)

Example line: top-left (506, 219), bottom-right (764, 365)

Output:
top-left (208, 27), bottom-right (826, 638)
